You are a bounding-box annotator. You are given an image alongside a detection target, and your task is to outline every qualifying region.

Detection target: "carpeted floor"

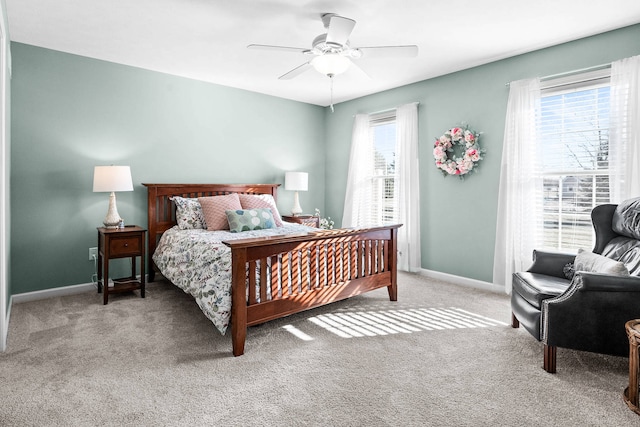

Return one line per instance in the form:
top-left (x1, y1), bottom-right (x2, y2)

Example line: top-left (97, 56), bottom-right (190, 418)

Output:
top-left (1, 272), bottom-right (638, 426)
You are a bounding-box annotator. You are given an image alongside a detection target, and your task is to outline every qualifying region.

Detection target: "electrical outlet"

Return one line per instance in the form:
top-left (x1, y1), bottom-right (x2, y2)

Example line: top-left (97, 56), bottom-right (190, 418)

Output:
top-left (89, 247), bottom-right (98, 261)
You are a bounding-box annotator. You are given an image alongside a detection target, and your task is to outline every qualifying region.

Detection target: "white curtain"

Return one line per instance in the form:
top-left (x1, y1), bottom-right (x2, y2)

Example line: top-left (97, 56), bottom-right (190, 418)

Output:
top-left (343, 105), bottom-right (421, 272)
top-left (609, 55), bottom-right (640, 202)
top-left (492, 78), bottom-right (542, 293)
top-left (395, 103), bottom-right (421, 272)
top-left (342, 114), bottom-right (374, 227)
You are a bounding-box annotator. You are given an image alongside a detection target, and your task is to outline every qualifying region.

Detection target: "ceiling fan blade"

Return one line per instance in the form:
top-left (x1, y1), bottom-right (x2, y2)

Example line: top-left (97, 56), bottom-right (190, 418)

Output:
top-left (325, 15), bottom-right (356, 46)
top-left (348, 61), bottom-right (371, 79)
top-left (278, 62), bottom-right (312, 80)
top-left (357, 45), bottom-right (419, 58)
top-left (247, 44), bottom-right (307, 54)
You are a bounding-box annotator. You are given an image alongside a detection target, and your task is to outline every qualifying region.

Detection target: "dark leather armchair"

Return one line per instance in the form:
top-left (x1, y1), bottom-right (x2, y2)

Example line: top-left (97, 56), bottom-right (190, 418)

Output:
top-left (511, 197), bottom-right (640, 373)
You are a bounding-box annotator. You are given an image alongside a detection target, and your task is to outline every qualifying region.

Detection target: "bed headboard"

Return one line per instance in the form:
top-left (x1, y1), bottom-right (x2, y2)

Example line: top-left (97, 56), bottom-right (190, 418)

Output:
top-left (142, 183), bottom-right (280, 279)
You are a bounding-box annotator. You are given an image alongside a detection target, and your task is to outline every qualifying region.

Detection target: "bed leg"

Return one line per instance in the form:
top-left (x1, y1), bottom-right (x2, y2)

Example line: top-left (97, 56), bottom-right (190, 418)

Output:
top-left (387, 228), bottom-right (398, 302)
top-left (232, 326), bottom-right (246, 357)
top-left (147, 259), bottom-right (156, 282)
top-left (231, 249), bottom-right (248, 356)
top-left (387, 283), bottom-right (397, 301)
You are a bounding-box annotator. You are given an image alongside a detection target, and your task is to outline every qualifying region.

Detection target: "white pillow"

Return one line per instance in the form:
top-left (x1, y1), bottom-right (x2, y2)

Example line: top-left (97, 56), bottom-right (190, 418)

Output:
top-left (574, 248), bottom-right (629, 276)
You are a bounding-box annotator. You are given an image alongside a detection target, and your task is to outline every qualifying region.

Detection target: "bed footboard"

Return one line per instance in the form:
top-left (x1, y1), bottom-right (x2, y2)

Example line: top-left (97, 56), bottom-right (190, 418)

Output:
top-left (223, 225), bottom-right (400, 356)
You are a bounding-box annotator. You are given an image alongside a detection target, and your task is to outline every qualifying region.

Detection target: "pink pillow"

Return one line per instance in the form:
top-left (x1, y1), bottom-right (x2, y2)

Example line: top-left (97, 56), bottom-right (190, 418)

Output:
top-left (198, 193), bottom-right (242, 230)
top-left (238, 193), bottom-right (283, 227)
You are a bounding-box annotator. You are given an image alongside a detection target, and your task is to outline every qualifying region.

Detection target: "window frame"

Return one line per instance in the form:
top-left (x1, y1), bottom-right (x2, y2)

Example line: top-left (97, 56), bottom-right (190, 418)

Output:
top-left (537, 68), bottom-right (612, 252)
top-left (368, 110), bottom-right (399, 226)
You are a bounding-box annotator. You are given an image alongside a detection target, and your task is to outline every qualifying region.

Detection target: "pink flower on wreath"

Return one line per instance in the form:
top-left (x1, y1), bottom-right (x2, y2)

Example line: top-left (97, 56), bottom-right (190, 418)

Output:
top-left (450, 127), bottom-right (463, 141)
top-left (464, 159), bottom-right (475, 171)
top-left (456, 161), bottom-right (468, 175)
top-left (458, 158), bottom-right (475, 175)
top-left (438, 135), bottom-right (452, 148)
top-left (446, 162), bottom-right (459, 175)
top-left (464, 130), bottom-right (475, 144)
top-left (466, 148), bottom-right (480, 161)
top-left (433, 146), bottom-right (447, 161)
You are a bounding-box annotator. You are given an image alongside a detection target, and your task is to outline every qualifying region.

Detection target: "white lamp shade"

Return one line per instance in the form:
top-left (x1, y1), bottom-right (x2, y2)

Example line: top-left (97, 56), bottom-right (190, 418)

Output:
top-left (285, 172), bottom-right (308, 192)
top-left (93, 166), bottom-right (134, 192)
top-left (311, 54), bottom-right (351, 76)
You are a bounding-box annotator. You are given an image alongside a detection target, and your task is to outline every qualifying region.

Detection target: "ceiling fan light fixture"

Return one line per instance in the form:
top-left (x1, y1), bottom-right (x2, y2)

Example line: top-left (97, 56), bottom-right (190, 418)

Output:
top-left (311, 54), bottom-right (350, 77)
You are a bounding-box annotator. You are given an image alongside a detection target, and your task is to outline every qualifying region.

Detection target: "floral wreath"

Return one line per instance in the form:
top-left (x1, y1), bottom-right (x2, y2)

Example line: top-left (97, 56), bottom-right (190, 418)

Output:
top-left (433, 125), bottom-right (484, 177)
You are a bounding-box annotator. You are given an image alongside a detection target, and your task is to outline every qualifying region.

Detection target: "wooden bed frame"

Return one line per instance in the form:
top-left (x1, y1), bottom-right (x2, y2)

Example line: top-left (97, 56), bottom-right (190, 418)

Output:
top-left (144, 183), bottom-right (400, 356)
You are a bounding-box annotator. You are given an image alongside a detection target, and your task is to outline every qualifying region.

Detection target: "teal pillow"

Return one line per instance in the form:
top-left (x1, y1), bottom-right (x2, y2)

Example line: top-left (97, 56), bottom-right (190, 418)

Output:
top-left (225, 208), bottom-right (276, 232)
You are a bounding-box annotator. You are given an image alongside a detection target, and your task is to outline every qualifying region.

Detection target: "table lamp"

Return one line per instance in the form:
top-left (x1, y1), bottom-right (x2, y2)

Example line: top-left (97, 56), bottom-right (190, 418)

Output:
top-left (285, 172), bottom-right (308, 216)
top-left (93, 165), bottom-right (134, 228)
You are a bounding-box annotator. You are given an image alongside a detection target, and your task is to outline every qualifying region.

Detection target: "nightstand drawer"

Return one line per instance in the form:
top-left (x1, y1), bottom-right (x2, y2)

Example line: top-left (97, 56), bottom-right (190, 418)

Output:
top-left (109, 235), bottom-right (142, 257)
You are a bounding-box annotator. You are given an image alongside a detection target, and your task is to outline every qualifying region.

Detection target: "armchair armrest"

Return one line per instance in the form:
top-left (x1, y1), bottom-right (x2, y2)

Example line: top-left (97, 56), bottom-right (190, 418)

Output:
top-left (541, 272), bottom-right (640, 356)
top-left (527, 250), bottom-right (576, 279)
top-left (573, 271), bottom-right (640, 292)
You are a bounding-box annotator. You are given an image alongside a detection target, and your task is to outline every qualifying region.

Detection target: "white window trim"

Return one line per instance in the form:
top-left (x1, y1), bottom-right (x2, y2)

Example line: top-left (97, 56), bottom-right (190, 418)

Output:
top-left (537, 68), bottom-right (612, 252)
top-left (0, 2), bottom-right (9, 353)
top-left (369, 110), bottom-right (399, 226)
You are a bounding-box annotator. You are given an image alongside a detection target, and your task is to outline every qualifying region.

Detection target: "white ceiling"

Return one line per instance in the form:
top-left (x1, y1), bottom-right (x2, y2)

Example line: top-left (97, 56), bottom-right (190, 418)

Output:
top-left (6, 0), bottom-right (640, 107)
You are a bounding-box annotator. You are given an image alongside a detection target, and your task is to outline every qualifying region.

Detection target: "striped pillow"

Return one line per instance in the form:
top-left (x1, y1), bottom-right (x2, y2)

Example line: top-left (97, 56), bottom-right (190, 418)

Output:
top-left (198, 193), bottom-right (242, 231)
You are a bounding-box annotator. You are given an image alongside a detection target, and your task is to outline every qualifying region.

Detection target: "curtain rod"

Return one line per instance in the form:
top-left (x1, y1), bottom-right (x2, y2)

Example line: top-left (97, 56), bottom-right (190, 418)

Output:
top-left (541, 62), bottom-right (611, 81)
top-left (353, 101), bottom-right (420, 117)
top-left (505, 63), bottom-right (611, 87)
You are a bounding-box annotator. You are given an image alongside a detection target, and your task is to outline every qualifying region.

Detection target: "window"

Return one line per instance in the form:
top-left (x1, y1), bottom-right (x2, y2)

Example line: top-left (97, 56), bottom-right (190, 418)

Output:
top-left (369, 111), bottom-right (399, 225)
top-left (344, 104), bottom-right (420, 271)
top-left (537, 70), bottom-right (611, 251)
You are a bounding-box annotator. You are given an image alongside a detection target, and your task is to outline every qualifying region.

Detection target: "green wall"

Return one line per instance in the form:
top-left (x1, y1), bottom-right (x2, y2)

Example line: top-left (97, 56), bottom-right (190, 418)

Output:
top-left (10, 42), bottom-right (325, 294)
top-left (324, 24), bottom-right (640, 283)
top-left (10, 24), bottom-right (640, 294)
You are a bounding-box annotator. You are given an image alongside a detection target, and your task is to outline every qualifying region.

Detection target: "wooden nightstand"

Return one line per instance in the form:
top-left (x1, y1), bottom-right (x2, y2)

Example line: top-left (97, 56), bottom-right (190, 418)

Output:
top-left (97, 226), bottom-right (147, 305)
top-left (282, 215), bottom-right (320, 228)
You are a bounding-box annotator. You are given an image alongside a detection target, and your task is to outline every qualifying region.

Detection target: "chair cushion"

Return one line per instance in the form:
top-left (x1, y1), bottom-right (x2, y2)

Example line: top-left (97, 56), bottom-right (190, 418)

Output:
top-left (574, 248), bottom-right (629, 276)
top-left (612, 196), bottom-right (640, 240)
top-left (512, 272), bottom-right (570, 309)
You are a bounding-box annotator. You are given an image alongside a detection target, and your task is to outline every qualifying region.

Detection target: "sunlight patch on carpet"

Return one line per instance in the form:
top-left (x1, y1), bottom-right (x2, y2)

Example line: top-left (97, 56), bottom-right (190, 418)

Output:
top-left (284, 307), bottom-right (507, 339)
top-left (282, 324), bottom-right (314, 341)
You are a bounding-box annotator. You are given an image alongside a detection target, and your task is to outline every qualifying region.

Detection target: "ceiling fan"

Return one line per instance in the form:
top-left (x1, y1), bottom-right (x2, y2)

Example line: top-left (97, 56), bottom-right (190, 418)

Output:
top-left (247, 13), bottom-right (419, 80)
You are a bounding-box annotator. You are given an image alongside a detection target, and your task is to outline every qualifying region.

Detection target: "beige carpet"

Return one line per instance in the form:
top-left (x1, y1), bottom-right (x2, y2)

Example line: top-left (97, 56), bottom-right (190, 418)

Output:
top-left (1, 272), bottom-right (637, 426)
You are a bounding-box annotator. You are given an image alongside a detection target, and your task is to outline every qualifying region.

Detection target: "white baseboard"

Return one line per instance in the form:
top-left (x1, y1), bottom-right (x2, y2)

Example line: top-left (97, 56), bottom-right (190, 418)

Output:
top-left (12, 282), bottom-right (96, 304)
top-left (0, 294), bottom-right (9, 352)
top-left (9, 270), bottom-right (501, 306)
top-left (12, 275), bottom-right (148, 304)
top-left (418, 268), bottom-right (506, 294)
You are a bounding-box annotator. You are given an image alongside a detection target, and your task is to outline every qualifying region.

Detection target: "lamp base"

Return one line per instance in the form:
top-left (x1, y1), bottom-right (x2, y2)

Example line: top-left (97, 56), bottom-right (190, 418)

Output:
top-left (290, 191), bottom-right (303, 216)
top-left (102, 192), bottom-right (123, 228)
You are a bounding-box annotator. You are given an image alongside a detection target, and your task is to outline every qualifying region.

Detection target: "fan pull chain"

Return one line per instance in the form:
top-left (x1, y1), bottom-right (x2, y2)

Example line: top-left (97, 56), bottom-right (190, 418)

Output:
top-left (329, 75), bottom-right (335, 113)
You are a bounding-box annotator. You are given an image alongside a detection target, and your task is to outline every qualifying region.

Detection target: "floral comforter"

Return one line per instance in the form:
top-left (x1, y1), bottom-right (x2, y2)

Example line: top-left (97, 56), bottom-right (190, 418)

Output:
top-left (152, 223), bottom-right (313, 334)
